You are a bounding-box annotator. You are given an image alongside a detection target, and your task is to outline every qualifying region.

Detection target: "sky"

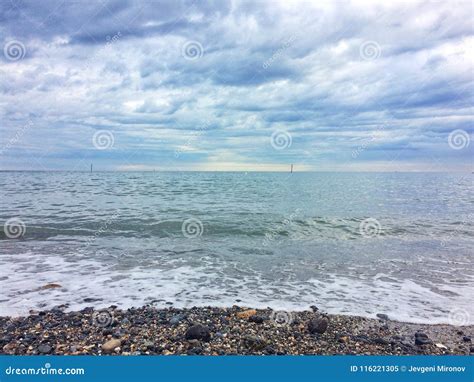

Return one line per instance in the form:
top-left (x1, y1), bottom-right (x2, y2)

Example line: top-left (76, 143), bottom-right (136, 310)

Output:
top-left (0, 0), bottom-right (473, 171)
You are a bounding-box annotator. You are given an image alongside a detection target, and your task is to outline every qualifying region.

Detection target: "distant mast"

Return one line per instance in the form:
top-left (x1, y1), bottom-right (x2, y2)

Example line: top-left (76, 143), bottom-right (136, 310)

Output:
top-left (90, 163), bottom-right (93, 173)
top-left (290, 164), bottom-right (293, 173)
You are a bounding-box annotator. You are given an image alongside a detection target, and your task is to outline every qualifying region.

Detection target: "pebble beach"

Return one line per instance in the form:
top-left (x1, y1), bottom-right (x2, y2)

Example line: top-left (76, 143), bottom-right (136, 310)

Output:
top-left (1, 305), bottom-right (472, 356)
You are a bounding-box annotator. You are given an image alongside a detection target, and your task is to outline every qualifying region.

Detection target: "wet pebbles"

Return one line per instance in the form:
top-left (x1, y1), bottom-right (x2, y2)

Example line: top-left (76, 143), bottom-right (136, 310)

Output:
top-left (0, 306), bottom-right (472, 355)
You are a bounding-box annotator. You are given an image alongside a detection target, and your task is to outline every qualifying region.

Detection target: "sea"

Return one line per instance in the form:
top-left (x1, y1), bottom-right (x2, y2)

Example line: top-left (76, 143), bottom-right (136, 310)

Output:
top-left (0, 171), bottom-right (472, 324)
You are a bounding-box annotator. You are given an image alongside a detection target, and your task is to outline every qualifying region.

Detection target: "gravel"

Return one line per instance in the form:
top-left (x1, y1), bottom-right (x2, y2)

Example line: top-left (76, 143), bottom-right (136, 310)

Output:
top-left (1, 305), bottom-right (472, 355)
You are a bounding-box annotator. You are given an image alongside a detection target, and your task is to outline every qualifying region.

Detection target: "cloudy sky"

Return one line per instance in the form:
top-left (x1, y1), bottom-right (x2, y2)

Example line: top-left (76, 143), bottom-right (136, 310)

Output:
top-left (0, 0), bottom-right (472, 171)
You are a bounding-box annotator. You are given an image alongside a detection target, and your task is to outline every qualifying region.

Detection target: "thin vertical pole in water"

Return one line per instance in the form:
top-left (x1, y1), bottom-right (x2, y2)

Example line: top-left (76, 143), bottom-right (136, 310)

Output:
top-left (290, 164), bottom-right (293, 173)
top-left (90, 164), bottom-right (93, 173)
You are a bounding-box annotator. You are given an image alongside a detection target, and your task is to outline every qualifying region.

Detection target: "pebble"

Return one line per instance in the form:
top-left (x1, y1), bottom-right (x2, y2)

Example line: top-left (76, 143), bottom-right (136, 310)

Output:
top-left (185, 325), bottom-right (211, 342)
top-left (243, 335), bottom-right (267, 351)
top-left (236, 309), bottom-right (257, 319)
top-left (1, 306), bottom-right (470, 356)
top-left (376, 314), bottom-right (389, 321)
top-left (169, 314), bottom-right (186, 325)
top-left (414, 332), bottom-right (432, 346)
top-left (102, 338), bottom-right (121, 353)
top-left (249, 315), bottom-right (264, 324)
top-left (39, 283), bottom-right (62, 290)
top-left (308, 317), bottom-right (329, 334)
top-left (373, 337), bottom-right (389, 345)
top-left (38, 344), bottom-right (52, 354)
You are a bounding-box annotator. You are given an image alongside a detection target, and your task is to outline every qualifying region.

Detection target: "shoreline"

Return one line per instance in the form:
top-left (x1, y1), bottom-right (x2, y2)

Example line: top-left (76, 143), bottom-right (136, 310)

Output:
top-left (1, 305), bottom-right (472, 355)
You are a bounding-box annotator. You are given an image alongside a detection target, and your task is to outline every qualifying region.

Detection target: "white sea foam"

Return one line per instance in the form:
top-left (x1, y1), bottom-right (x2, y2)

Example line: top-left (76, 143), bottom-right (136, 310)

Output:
top-left (1, 250), bottom-right (473, 325)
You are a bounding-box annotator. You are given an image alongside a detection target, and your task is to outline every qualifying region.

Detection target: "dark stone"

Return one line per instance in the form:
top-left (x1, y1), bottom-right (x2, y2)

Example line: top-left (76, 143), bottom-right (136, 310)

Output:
top-left (83, 298), bottom-right (102, 303)
top-left (243, 335), bottom-right (267, 351)
top-left (308, 317), bottom-right (328, 334)
top-left (187, 346), bottom-right (203, 355)
top-left (470, 347), bottom-right (474, 353)
top-left (23, 334), bottom-right (37, 343)
top-left (373, 337), bottom-right (389, 345)
top-left (169, 314), bottom-right (186, 325)
top-left (456, 330), bottom-right (464, 335)
top-left (185, 325), bottom-right (211, 342)
top-left (415, 332), bottom-right (428, 338)
top-left (38, 344), bottom-right (52, 354)
top-left (310, 305), bottom-right (318, 312)
top-left (462, 336), bottom-right (471, 342)
top-left (376, 313), bottom-right (389, 321)
top-left (249, 315), bottom-right (264, 324)
top-left (102, 329), bottom-right (114, 336)
top-left (264, 345), bottom-right (276, 355)
top-left (415, 332), bottom-right (432, 346)
top-left (51, 308), bottom-right (64, 316)
top-left (352, 334), bottom-right (370, 344)
top-left (121, 318), bottom-right (130, 325)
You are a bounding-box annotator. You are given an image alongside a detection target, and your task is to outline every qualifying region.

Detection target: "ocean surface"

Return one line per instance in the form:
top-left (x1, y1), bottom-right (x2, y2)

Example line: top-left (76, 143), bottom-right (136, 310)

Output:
top-left (0, 171), bottom-right (473, 324)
